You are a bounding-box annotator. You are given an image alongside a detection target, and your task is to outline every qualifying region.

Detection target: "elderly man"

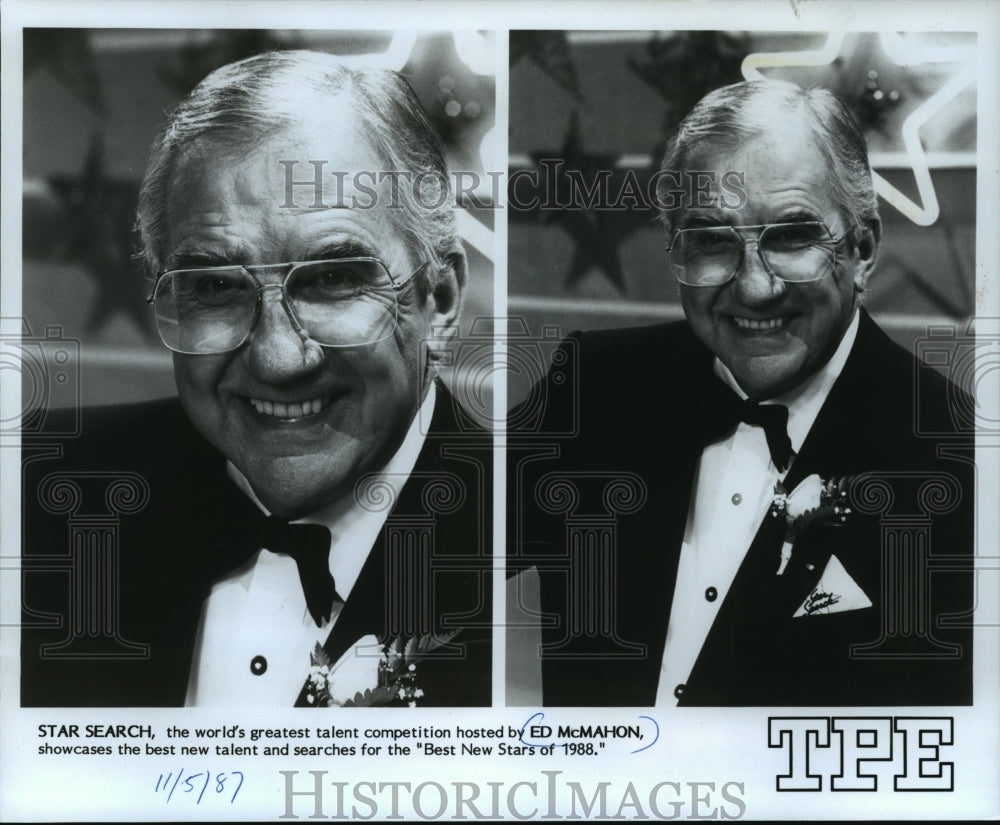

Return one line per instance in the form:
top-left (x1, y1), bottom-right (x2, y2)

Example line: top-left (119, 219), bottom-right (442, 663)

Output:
top-left (515, 79), bottom-right (973, 706)
top-left (22, 51), bottom-right (490, 707)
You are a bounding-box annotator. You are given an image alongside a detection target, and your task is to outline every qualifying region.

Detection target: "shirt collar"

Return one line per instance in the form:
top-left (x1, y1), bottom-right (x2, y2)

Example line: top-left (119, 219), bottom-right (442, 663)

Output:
top-left (712, 310), bottom-right (860, 454)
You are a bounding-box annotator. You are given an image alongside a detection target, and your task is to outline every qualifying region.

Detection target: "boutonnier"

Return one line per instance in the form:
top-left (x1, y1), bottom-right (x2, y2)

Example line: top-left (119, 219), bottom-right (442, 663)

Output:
top-left (770, 474), bottom-right (852, 575)
top-left (305, 630), bottom-right (459, 707)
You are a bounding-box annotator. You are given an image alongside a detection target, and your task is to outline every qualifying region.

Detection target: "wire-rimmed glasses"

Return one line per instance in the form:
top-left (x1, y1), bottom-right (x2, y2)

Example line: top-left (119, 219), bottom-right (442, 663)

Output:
top-left (147, 257), bottom-right (427, 355)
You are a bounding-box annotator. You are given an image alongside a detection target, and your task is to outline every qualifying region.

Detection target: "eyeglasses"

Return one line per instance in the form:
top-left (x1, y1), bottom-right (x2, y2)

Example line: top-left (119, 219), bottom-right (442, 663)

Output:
top-left (665, 222), bottom-right (851, 287)
top-left (147, 257), bottom-right (426, 355)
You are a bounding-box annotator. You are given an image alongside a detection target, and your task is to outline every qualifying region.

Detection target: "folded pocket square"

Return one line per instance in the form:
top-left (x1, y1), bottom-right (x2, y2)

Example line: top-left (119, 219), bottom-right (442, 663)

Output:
top-left (793, 554), bottom-right (872, 617)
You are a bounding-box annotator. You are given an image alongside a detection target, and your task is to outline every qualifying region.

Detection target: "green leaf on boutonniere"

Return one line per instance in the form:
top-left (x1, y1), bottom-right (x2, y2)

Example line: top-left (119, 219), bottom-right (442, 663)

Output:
top-left (310, 643), bottom-right (332, 669)
top-left (414, 629), bottom-right (461, 657)
top-left (404, 636), bottom-right (419, 664)
top-left (344, 685), bottom-right (399, 708)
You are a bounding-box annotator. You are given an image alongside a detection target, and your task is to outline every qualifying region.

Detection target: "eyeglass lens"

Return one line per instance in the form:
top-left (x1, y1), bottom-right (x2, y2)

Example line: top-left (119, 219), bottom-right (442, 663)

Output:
top-left (152, 260), bottom-right (399, 354)
top-left (670, 223), bottom-right (838, 286)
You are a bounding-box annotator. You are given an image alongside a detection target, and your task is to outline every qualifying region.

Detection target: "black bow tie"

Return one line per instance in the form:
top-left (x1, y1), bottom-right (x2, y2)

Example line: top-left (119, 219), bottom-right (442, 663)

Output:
top-left (703, 384), bottom-right (795, 472)
top-left (258, 516), bottom-right (338, 627)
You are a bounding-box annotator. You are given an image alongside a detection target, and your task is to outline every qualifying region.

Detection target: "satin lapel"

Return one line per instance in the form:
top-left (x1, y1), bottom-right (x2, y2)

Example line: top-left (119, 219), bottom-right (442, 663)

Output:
top-left (782, 311), bottom-right (880, 492)
top-left (294, 385), bottom-right (488, 706)
top-left (680, 510), bottom-right (786, 704)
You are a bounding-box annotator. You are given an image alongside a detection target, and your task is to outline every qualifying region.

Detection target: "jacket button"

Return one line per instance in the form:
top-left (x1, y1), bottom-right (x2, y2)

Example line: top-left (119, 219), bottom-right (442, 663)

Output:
top-left (705, 586), bottom-right (718, 602)
top-left (250, 655), bottom-right (268, 675)
top-left (674, 683), bottom-right (685, 699)
top-left (731, 493), bottom-right (742, 505)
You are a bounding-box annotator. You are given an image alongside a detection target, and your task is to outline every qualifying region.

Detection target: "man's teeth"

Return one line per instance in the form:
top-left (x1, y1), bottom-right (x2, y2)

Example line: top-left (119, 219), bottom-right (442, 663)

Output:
top-left (733, 316), bottom-right (785, 331)
top-left (249, 397), bottom-right (326, 418)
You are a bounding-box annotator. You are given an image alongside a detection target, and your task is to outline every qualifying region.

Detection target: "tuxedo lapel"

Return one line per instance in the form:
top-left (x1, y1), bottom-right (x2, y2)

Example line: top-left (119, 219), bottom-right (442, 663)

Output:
top-left (782, 310), bottom-right (883, 491)
top-left (680, 510), bottom-right (786, 704)
top-left (295, 384), bottom-right (492, 706)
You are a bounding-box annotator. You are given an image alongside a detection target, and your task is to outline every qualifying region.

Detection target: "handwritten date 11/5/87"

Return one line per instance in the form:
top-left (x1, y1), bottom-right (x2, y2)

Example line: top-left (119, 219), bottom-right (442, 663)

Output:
top-left (155, 769), bottom-right (244, 804)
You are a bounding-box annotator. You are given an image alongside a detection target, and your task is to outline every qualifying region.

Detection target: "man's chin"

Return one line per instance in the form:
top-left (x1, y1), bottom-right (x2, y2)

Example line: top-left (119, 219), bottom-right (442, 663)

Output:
top-left (251, 484), bottom-right (343, 520)
top-left (729, 354), bottom-right (807, 401)
top-left (242, 456), bottom-right (359, 519)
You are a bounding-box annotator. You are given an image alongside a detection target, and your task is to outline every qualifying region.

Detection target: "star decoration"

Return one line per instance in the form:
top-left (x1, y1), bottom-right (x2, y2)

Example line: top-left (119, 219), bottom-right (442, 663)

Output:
top-left (531, 112), bottom-right (644, 293)
top-left (335, 31), bottom-right (418, 71)
top-left (510, 31), bottom-right (583, 102)
top-left (453, 32), bottom-right (495, 77)
top-left (47, 134), bottom-right (149, 337)
top-left (403, 33), bottom-right (495, 175)
top-left (24, 29), bottom-right (105, 113)
top-left (628, 31), bottom-right (749, 160)
top-left (743, 32), bottom-right (976, 226)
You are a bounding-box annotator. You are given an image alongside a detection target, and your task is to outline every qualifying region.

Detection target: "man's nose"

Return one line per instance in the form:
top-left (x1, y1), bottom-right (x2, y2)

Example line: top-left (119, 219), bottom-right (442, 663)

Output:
top-left (730, 241), bottom-right (785, 304)
top-left (247, 287), bottom-right (324, 380)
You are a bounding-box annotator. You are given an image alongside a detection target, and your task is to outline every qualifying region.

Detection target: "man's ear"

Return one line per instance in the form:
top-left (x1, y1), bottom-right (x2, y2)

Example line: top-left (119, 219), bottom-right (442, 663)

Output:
top-left (853, 219), bottom-right (881, 292)
top-left (429, 249), bottom-right (467, 331)
top-left (424, 250), bottom-right (467, 373)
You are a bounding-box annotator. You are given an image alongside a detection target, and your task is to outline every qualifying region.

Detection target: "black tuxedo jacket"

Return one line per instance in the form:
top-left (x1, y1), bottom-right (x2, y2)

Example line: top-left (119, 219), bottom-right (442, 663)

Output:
top-left (21, 384), bottom-right (491, 707)
top-left (512, 311), bottom-right (974, 706)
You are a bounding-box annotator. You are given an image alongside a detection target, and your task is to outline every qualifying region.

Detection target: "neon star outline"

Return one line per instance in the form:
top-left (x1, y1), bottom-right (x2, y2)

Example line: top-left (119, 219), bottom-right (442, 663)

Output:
top-left (334, 32), bottom-right (495, 259)
top-left (742, 32), bottom-right (975, 226)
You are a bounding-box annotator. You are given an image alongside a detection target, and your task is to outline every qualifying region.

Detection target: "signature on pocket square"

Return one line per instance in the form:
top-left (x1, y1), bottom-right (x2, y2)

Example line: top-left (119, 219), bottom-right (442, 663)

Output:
top-left (802, 590), bottom-right (842, 614)
top-left (793, 554), bottom-right (872, 617)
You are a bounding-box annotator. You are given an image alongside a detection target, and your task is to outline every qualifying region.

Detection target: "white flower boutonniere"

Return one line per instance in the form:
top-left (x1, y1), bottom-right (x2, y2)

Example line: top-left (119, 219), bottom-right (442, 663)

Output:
top-left (770, 474), bottom-right (852, 575)
top-left (305, 630), bottom-right (460, 707)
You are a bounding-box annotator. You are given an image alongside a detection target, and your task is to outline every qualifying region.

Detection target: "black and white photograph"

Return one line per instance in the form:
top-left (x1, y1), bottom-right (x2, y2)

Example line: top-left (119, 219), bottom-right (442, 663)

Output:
top-left (1, 2), bottom-right (998, 822)
top-left (506, 29), bottom-right (978, 708)
top-left (14, 28), bottom-right (496, 710)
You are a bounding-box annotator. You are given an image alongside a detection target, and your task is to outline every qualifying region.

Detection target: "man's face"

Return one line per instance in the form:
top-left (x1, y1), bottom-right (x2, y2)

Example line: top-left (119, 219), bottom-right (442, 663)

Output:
top-left (677, 118), bottom-right (877, 399)
top-left (165, 115), bottom-right (462, 518)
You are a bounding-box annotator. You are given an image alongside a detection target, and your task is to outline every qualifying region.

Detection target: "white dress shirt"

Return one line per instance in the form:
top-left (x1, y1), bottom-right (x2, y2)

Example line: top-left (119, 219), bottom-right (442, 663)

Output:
top-left (655, 313), bottom-right (859, 706)
top-left (185, 385), bottom-right (435, 706)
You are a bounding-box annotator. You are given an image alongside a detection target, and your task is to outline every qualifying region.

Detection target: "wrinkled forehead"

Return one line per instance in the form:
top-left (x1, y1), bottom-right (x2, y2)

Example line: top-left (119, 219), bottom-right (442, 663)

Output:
top-left (683, 110), bottom-right (824, 175)
top-left (673, 114), bottom-right (845, 219)
top-left (159, 114), bottom-right (428, 271)
top-left (168, 110), bottom-right (384, 208)
top-left (162, 119), bottom-right (421, 259)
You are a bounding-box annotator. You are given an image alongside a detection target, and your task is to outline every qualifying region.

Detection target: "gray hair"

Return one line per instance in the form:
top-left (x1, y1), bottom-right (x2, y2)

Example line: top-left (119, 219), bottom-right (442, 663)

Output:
top-left (656, 79), bottom-right (880, 241)
top-left (137, 49), bottom-right (460, 294)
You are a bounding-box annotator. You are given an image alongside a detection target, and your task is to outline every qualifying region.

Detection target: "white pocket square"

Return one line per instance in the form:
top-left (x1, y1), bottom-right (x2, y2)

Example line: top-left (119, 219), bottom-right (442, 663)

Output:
top-left (793, 554), bottom-right (872, 617)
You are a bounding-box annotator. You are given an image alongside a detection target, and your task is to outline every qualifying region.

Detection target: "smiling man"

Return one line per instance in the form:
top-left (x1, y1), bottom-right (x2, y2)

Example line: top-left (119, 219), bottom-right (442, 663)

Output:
top-left (672, 113), bottom-right (878, 402)
top-left (22, 51), bottom-right (491, 707)
top-left (157, 105), bottom-right (439, 521)
top-left (517, 79), bottom-right (973, 707)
